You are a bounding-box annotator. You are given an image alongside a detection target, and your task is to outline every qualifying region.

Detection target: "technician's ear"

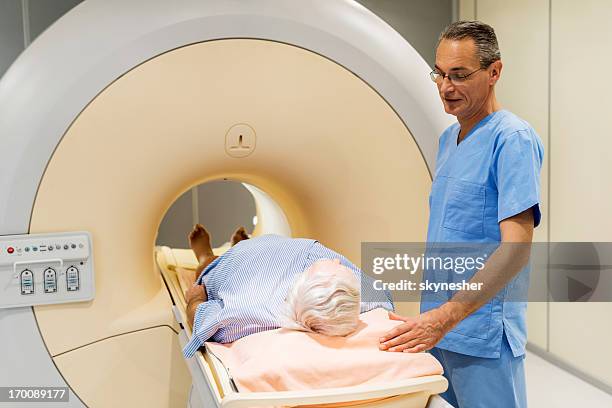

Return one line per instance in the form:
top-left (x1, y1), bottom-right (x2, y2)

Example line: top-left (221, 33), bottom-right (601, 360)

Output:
top-left (489, 60), bottom-right (503, 85)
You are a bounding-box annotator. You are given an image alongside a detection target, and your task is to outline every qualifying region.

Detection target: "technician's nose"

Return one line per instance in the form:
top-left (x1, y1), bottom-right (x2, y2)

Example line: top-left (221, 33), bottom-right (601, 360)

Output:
top-left (439, 77), bottom-right (455, 94)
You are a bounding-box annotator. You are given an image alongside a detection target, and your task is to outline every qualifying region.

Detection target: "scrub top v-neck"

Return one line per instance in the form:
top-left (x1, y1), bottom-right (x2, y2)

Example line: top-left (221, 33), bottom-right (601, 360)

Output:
top-left (422, 109), bottom-right (544, 358)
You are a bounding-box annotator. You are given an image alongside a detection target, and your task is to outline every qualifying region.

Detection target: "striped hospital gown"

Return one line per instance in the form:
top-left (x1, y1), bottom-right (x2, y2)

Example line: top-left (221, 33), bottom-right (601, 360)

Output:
top-left (183, 234), bottom-right (393, 358)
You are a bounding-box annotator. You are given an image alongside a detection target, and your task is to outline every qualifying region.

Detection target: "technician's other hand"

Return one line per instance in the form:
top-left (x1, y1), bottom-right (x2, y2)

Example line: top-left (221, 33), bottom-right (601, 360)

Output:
top-left (378, 309), bottom-right (451, 353)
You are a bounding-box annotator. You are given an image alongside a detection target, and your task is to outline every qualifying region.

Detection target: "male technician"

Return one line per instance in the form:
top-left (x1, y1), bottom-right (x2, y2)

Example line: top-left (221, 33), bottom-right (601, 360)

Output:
top-left (379, 21), bottom-right (543, 407)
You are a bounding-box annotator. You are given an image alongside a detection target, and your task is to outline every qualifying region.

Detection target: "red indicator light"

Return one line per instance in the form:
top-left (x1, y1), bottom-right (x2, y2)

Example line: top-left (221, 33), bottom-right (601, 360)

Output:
top-left (7, 247), bottom-right (15, 254)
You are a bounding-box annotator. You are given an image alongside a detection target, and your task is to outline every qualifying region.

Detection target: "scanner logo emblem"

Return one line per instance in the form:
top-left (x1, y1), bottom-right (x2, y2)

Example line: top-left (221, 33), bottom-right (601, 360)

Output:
top-left (225, 123), bottom-right (256, 158)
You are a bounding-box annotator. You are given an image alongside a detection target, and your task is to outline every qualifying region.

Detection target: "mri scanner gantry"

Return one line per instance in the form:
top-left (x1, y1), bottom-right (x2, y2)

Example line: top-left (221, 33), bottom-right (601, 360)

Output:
top-left (0, 0), bottom-right (452, 406)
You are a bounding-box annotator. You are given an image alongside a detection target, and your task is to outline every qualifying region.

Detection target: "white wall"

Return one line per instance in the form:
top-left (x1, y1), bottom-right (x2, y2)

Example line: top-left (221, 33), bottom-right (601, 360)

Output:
top-left (548, 0), bottom-right (612, 390)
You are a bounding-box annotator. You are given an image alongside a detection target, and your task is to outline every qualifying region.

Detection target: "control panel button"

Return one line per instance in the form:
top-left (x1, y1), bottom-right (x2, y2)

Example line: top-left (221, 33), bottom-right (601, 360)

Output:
top-left (43, 268), bottom-right (57, 293)
top-left (7, 247), bottom-right (14, 254)
top-left (20, 270), bottom-right (34, 295)
top-left (66, 266), bottom-right (80, 292)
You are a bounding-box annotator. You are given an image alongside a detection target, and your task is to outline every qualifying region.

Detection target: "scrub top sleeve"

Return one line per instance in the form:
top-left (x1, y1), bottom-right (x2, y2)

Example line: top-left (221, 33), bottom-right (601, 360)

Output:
top-left (495, 129), bottom-right (544, 227)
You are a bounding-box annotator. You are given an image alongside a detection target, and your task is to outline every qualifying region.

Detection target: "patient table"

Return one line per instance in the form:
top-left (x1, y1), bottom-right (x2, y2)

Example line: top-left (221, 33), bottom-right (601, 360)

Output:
top-left (155, 246), bottom-right (452, 408)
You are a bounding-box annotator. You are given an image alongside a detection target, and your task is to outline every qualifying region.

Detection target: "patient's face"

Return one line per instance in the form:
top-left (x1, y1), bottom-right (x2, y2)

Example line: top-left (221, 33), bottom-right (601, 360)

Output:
top-left (305, 259), bottom-right (357, 283)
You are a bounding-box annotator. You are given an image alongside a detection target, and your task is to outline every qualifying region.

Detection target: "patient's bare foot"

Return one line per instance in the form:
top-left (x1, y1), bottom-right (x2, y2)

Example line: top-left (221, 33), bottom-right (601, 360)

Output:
top-left (231, 226), bottom-right (250, 246)
top-left (189, 224), bottom-right (214, 262)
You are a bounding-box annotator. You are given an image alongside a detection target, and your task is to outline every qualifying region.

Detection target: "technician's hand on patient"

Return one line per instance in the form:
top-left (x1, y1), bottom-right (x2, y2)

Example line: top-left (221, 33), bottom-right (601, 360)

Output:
top-left (379, 308), bottom-right (456, 353)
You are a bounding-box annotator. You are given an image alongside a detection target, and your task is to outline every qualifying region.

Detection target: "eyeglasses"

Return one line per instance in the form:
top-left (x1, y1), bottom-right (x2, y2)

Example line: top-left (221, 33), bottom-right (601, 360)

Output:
top-left (430, 67), bottom-right (484, 84)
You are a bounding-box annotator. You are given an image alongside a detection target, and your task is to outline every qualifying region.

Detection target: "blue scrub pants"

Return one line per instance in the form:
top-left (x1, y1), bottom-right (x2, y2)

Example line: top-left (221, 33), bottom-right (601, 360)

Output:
top-left (429, 331), bottom-right (527, 408)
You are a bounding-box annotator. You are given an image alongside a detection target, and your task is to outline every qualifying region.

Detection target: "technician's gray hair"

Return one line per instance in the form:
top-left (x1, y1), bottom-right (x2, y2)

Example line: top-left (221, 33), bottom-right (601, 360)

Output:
top-left (438, 20), bottom-right (501, 68)
top-left (281, 269), bottom-right (361, 336)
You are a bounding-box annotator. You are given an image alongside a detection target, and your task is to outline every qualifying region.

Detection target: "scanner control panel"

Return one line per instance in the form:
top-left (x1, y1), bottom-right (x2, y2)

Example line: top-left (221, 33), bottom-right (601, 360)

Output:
top-left (0, 231), bottom-right (94, 309)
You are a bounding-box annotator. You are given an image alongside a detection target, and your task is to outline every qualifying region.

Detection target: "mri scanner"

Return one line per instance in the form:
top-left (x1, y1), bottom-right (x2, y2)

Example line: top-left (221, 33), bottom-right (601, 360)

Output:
top-left (0, 0), bottom-right (456, 406)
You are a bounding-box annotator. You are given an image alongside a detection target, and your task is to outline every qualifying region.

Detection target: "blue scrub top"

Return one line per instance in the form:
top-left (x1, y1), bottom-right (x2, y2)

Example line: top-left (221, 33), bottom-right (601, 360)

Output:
top-left (422, 109), bottom-right (544, 358)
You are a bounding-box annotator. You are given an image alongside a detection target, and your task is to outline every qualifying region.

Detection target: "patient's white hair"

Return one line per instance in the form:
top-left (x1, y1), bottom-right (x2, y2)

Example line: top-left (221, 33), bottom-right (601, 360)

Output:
top-left (281, 261), bottom-right (361, 336)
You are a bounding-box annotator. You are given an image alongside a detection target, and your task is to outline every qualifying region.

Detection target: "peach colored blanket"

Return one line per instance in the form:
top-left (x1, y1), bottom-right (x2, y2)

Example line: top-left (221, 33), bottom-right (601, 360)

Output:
top-left (206, 308), bottom-right (443, 393)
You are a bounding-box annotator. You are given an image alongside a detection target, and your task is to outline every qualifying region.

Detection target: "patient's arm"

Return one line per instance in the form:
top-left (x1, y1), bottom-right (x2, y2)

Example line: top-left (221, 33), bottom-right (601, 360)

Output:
top-left (184, 258), bottom-right (216, 329)
top-left (186, 283), bottom-right (207, 329)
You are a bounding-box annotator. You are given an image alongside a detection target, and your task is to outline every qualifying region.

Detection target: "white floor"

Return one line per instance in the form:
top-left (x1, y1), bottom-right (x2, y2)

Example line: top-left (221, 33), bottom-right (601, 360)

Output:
top-left (525, 351), bottom-right (612, 407)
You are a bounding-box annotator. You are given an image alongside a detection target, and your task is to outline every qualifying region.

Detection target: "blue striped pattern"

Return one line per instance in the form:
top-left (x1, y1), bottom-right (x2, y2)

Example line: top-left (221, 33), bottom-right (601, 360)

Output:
top-left (183, 234), bottom-right (393, 358)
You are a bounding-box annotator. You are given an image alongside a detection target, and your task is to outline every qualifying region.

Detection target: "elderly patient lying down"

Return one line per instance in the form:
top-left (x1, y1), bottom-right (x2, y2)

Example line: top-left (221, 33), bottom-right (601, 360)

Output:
top-left (182, 224), bottom-right (393, 358)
